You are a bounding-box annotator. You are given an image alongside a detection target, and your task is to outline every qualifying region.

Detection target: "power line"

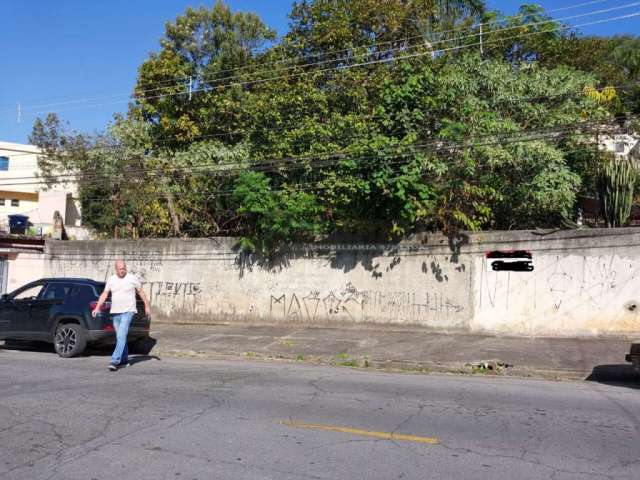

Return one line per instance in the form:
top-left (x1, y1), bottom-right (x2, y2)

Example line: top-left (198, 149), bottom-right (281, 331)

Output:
top-left (37, 141), bottom-right (613, 239)
top-left (6, 6), bottom-right (640, 120)
top-left (0, 0), bottom-right (614, 114)
top-left (130, 0), bottom-right (613, 90)
top-left (26, 111), bottom-right (640, 182)
top-left (6, 79), bottom-right (639, 165)
top-left (122, 1), bottom-right (637, 99)
top-left (0, 120), bottom-right (621, 192)
top-left (0, 122), bottom-right (606, 184)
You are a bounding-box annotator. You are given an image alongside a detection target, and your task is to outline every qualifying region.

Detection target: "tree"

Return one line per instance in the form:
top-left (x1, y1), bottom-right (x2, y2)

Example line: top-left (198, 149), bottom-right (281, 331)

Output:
top-left (477, 4), bottom-right (566, 64)
top-left (133, 0), bottom-right (277, 146)
top-left (32, 0), bottom-right (639, 248)
top-left (611, 36), bottom-right (640, 116)
top-left (232, 171), bottom-right (324, 253)
top-left (367, 54), bottom-right (604, 232)
top-left (285, 0), bottom-right (483, 59)
top-left (30, 114), bottom-right (170, 238)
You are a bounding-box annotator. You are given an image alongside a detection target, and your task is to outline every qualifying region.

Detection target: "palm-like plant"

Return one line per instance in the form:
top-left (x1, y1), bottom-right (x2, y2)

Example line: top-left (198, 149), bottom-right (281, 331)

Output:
top-left (433, 0), bottom-right (485, 30)
top-left (612, 36), bottom-right (640, 79)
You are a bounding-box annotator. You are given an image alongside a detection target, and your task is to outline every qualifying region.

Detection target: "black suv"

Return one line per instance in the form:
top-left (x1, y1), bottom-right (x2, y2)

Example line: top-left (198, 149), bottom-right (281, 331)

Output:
top-left (0, 278), bottom-right (151, 358)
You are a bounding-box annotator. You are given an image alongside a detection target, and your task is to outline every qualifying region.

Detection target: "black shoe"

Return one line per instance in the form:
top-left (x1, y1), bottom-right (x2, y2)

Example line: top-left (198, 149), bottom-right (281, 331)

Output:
top-left (117, 362), bottom-right (130, 369)
top-left (108, 363), bottom-right (118, 371)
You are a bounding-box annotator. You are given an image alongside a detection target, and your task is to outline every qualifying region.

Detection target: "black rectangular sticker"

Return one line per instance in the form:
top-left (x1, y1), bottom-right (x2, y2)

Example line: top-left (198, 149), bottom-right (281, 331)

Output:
top-left (486, 251), bottom-right (534, 272)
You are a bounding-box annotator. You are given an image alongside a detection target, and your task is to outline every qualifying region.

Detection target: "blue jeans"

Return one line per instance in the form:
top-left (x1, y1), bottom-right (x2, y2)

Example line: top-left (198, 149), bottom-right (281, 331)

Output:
top-left (111, 312), bottom-right (134, 365)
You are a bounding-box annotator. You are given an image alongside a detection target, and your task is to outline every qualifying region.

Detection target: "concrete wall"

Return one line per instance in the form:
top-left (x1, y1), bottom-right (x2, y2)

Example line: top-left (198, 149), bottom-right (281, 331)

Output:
top-left (44, 237), bottom-right (471, 330)
top-left (35, 228), bottom-right (640, 337)
top-left (64, 196), bottom-right (82, 227)
top-left (5, 252), bottom-right (44, 293)
top-left (470, 230), bottom-right (640, 336)
top-left (35, 190), bottom-right (68, 226)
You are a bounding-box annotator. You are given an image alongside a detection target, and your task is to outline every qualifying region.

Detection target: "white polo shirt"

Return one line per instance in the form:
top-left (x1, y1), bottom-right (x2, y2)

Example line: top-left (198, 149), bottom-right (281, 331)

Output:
top-left (106, 273), bottom-right (141, 314)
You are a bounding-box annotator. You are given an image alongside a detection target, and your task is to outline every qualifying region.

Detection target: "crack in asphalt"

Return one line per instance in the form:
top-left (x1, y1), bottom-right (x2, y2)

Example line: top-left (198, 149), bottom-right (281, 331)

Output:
top-left (2, 354), bottom-right (639, 479)
top-left (145, 443), bottom-right (338, 480)
top-left (288, 373), bottom-right (332, 422)
top-left (43, 392), bottom-right (227, 479)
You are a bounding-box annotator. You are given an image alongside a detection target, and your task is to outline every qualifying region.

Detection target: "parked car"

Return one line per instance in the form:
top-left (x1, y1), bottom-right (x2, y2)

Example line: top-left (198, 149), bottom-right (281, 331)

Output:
top-left (625, 341), bottom-right (640, 371)
top-left (0, 278), bottom-right (151, 358)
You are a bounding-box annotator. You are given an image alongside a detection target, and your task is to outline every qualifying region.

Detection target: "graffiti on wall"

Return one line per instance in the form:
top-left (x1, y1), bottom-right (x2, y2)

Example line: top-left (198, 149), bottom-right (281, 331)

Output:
top-left (126, 251), bottom-right (164, 276)
top-left (269, 282), bottom-right (464, 324)
top-left (141, 281), bottom-right (201, 302)
top-left (479, 255), bottom-right (638, 312)
top-left (138, 280), bottom-right (202, 313)
top-left (48, 248), bottom-right (165, 279)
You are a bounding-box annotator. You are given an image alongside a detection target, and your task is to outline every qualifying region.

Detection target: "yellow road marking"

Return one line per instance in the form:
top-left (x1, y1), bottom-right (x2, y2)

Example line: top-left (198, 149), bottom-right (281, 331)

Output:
top-left (280, 421), bottom-right (439, 445)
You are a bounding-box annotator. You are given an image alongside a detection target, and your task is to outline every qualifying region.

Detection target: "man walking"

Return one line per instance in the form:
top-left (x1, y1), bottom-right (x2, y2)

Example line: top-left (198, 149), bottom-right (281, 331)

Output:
top-left (92, 260), bottom-right (151, 371)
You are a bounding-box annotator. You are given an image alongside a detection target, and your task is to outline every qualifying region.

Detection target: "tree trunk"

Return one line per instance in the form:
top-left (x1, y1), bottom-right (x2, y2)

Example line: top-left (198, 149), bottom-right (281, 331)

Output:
top-left (164, 186), bottom-right (181, 237)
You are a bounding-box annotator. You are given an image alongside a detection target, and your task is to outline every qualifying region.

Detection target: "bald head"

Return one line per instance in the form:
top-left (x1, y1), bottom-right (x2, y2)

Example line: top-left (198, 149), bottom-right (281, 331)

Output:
top-left (115, 260), bottom-right (127, 278)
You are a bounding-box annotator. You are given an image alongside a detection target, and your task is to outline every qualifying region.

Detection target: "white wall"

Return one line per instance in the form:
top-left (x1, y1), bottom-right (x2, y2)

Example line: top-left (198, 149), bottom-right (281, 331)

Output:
top-left (0, 141), bottom-right (80, 229)
top-left (34, 190), bottom-right (68, 225)
top-left (44, 238), bottom-right (471, 330)
top-left (599, 133), bottom-right (640, 160)
top-left (36, 229), bottom-right (640, 337)
top-left (472, 253), bottom-right (639, 336)
top-left (0, 142), bottom-right (40, 195)
top-left (5, 252), bottom-right (45, 293)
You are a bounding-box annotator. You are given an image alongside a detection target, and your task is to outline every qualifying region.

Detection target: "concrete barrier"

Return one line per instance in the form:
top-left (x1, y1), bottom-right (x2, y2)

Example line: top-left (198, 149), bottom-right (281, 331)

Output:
top-left (40, 228), bottom-right (640, 337)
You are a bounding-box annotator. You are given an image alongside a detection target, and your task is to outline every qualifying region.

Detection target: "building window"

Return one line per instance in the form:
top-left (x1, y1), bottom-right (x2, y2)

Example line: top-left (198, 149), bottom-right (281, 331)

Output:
top-left (0, 157), bottom-right (8, 171)
top-left (615, 142), bottom-right (625, 153)
top-left (11, 199), bottom-right (19, 207)
top-left (0, 199), bottom-right (4, 206)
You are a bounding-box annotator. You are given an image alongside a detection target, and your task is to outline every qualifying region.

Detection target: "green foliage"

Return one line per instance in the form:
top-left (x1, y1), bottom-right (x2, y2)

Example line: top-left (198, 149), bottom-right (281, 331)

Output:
top-left (30, 113), bottom-right (169, 238)
top-left (286, 0), bottom-right (482, 54)
top-left (598, 155), bottom-right (638, 228)
top-left (478, 4), bottom-right (564, 64)
top-left (369, 54), bottom-right (601, 231)
top-left (30, 0), bottom-right (640, 248)
top-left (232, 171), bottom-right (324, 253)
top-left (134, 0), bottom-right (276, 145)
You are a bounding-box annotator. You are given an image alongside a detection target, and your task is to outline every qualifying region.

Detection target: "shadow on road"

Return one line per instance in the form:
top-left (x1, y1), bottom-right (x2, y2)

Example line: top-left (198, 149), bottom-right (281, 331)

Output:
top-left (128, 355), bottom-right (161, 366)
top-left (1, 339), bottom-right (55, 353)
top-left (0, 337), bottom-right (159, 360)
top-left (586, 364), bottom-right (640, 389)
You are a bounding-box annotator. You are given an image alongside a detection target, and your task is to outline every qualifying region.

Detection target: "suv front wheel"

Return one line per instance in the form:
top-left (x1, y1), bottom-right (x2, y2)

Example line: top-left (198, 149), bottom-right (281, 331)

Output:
top-left (54, 323), bottom-right (87, 358)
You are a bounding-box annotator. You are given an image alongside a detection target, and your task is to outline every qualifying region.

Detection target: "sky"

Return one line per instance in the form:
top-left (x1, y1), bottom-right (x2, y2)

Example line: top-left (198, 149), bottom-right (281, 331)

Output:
top-left (1, 0), bottom-right (639, 144)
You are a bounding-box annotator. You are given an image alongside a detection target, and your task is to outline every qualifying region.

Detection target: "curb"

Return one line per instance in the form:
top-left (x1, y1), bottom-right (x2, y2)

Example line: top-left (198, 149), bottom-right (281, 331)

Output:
top-left (152, 347), bottom-right (589, 382)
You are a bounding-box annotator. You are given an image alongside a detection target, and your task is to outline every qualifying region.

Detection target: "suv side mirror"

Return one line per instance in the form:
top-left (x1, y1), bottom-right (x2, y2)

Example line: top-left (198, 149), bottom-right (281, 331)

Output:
top-left (1, 294), bottom-right (9, 301)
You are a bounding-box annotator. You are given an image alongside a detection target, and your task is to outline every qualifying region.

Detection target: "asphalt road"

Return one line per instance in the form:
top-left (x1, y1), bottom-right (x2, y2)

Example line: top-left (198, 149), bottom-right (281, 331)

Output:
top-left (1, 349), bottom-right (639, 480)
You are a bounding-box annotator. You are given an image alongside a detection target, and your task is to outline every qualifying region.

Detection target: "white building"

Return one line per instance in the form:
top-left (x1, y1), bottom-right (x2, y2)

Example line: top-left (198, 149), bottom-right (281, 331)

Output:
top-left (0, 141), bottom-right (90, 293)
top-left (0, 141), bottom-right (82, 233)
top-left (599, 132), bottom-right (640, 165)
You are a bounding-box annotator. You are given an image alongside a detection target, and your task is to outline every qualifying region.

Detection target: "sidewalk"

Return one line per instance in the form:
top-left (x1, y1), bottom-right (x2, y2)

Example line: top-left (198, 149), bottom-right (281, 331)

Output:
top-left (149, 322), bottom-right (639, 382)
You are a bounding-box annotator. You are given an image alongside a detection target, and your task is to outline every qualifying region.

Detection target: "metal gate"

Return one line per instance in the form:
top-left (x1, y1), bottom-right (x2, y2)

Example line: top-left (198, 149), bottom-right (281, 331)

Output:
top-left (0, 257), bottom-right (7, 294)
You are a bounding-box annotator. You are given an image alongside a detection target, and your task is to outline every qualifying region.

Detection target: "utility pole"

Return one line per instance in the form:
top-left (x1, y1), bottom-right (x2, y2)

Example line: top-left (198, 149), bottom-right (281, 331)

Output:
top-left (595, 125), bottom-right (601, 227)
top-left (479, 24), bottom-right (484, 56)
top-left (188, 77), bottom-right (193, 101)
